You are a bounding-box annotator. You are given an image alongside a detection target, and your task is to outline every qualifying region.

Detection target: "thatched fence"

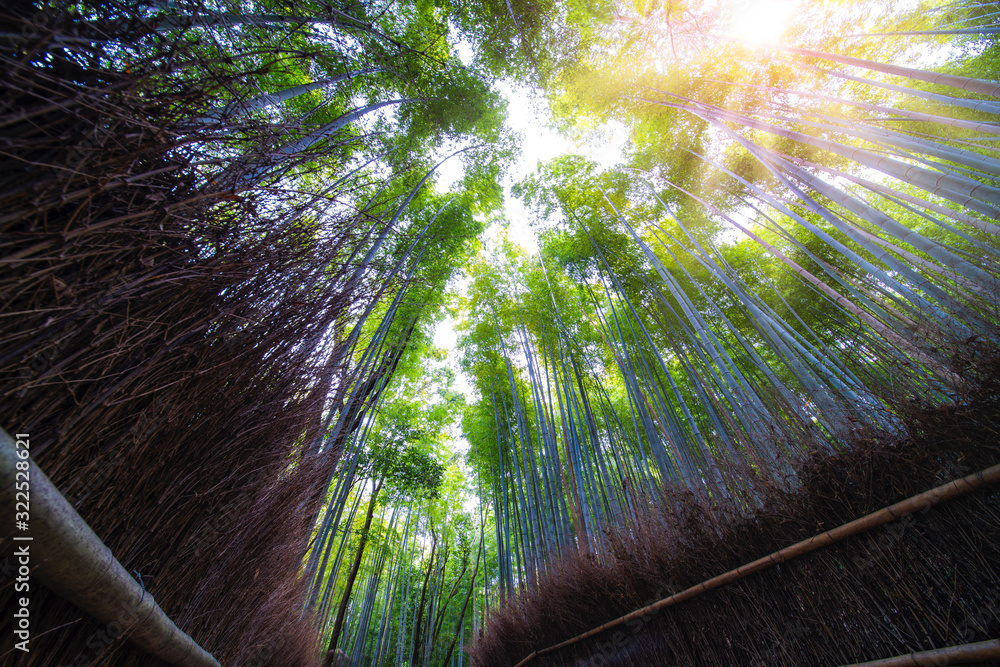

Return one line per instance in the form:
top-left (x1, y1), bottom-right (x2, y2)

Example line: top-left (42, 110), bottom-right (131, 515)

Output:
top-left (472, 370), bottom-right (1000, 667)
top-left (0, 4), bottom-right (389, 664)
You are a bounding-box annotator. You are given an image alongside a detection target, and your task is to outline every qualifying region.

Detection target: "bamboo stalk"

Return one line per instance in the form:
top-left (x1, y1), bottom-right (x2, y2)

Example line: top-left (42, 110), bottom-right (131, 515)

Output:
top-left (783, 47), bottom-right (1000, 99)
top-left (512, 463), bottom-right (1000, 667)
top-left (0, 428), bottom-right (220, 667)
top-left (840, 639), bottom-right (1000, 666)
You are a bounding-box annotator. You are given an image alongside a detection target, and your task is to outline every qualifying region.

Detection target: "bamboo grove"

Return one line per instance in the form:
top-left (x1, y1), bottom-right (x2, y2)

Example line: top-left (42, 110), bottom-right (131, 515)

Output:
top-left (461, 2), bottom-right (1000, 665)
top-left (1, 0), bottom-right (1000, 666)
top-left (459, 0), bottom-right (999, 590)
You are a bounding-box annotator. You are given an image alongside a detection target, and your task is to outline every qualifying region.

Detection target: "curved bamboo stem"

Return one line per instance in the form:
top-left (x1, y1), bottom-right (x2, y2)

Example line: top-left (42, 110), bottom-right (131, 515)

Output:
top-left (0, 428), bottom-right (220, 667)
top-left (840, 639), bottom-right (1000, 666)
top-left (512, 462), bottom-right (1000, 667)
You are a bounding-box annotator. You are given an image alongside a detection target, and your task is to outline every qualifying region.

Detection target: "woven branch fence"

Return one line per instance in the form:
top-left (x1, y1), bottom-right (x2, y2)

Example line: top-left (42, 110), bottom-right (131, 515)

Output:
top-left (471, 368), bottom-right (1000, 667)
top-left (0, 4), bottom-right (409, 665)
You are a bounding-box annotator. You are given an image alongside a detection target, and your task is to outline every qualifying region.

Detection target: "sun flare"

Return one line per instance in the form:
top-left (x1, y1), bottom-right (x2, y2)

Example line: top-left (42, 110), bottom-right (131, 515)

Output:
top-left (727, 0), bottom-right (799, 45)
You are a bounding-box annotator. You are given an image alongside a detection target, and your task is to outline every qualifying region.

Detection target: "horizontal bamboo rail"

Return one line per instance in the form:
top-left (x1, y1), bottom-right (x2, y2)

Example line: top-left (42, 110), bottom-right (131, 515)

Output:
top-left (841, 638), bottom-right (1000, 666)
top-left (0, 428), bottom-right (220, 667)
top-left (513, 462), bottom-right (1000, 667)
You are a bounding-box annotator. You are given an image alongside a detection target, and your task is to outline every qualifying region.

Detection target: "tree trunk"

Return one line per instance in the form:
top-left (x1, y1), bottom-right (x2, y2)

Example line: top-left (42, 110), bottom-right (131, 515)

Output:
top-left (439, 541), bottom-right (483, 667)
top-left (431, 557), bottom-right (468, 650)
top-left (323, 478), bottom-right (383, 666)
top-left (410, 530), bottom-right (438, 667)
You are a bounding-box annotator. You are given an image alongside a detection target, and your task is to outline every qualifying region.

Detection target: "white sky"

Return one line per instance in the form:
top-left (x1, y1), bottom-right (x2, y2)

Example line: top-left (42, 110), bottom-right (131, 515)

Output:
top-left (436, 80), bottom-right (629, 251)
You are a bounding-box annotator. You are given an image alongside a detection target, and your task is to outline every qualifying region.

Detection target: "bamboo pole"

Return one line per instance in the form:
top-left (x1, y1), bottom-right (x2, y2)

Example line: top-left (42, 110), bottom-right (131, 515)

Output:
top-left (840, 639), bottom-right (1000, 666)
top-left (0, 428), bottom-right (220, 667)
top-left (512, 462), bottom-right (1000, 667)
top-left (782, 47), bottom-right (1000, 99)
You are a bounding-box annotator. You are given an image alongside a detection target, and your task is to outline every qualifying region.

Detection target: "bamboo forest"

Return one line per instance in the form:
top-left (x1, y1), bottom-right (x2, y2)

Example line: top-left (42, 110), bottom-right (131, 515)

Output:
top-left (2, 0), bottom-right (1000, 665)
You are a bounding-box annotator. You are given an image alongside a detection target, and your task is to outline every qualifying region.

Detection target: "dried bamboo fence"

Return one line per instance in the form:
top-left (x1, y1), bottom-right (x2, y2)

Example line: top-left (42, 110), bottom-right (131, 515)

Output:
top-left (472, 370), bottom-right (1000, 667)
top-left (0, 4), bottom-right (408, 665)
top-left (512, 462), bottom-right (1000, 666)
